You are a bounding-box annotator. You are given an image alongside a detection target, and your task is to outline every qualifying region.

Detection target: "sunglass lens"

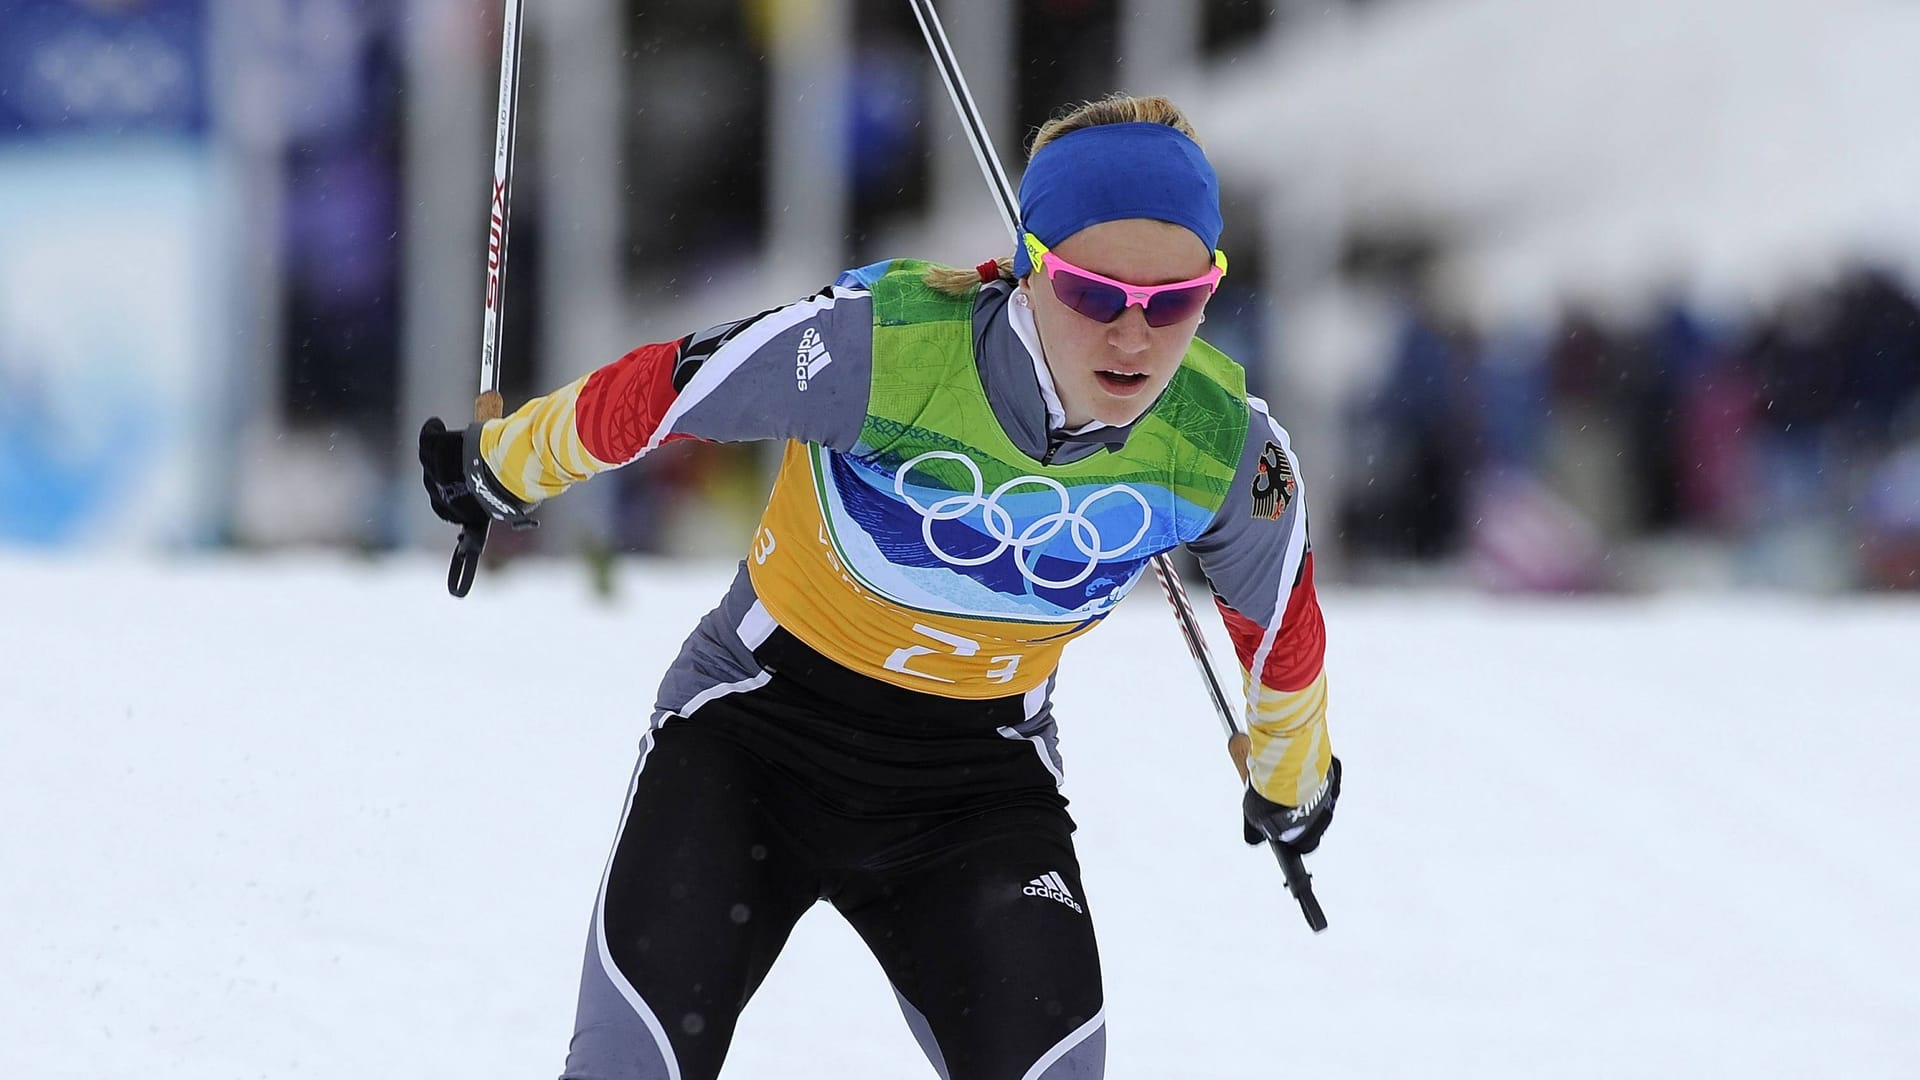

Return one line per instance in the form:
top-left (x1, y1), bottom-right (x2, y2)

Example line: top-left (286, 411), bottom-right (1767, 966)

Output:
top-left (1143, 283), bottom-right (1215, 327)
top-left (1049, 269), bottom-right (1128, 323)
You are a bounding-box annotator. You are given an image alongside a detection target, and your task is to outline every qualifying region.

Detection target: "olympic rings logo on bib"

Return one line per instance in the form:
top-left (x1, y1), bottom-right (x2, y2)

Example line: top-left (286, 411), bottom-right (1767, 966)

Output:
top-left (892, 451), bottom-right (1153, 589)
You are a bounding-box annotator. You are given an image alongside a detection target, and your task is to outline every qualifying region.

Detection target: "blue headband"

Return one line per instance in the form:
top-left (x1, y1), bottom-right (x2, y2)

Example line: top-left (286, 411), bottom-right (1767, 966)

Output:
top-left (1012, 122), bottom-right (1223, 278)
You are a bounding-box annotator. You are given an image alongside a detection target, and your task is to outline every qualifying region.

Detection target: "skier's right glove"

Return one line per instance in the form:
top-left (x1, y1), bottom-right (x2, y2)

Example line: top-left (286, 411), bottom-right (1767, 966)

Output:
top-left (417, 417), bottom-right (537, 530)
top-left (1242, 756), bottom-right (1341, 854)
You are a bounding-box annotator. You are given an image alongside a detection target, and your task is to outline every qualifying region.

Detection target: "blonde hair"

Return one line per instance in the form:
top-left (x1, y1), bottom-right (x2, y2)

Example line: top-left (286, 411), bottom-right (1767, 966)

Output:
top-left (922, 94), bottom-right (1205, 297)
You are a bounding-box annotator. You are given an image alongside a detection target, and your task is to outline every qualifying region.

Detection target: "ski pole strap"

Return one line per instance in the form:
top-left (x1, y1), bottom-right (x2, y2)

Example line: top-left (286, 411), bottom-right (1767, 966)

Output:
top-left (448, 520), bottom-right (488, 598)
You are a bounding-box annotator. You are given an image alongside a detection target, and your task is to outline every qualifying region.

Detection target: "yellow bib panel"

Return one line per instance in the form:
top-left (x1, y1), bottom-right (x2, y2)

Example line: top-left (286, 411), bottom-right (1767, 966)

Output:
top-left (748, 441), bottom-right (1089, 699)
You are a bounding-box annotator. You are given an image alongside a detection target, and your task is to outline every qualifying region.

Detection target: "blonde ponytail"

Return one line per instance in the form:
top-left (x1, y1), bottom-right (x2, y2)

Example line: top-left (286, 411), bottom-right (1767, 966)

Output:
top-left (923, 256), bottom-right (1016, 297)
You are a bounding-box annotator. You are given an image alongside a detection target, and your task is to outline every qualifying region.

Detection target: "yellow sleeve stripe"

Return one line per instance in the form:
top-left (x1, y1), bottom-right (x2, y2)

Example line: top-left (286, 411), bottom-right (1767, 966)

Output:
top-left (1242, 668), bottom-right (1332, 805)
top-left (478, 374), bottom-right (612, 504)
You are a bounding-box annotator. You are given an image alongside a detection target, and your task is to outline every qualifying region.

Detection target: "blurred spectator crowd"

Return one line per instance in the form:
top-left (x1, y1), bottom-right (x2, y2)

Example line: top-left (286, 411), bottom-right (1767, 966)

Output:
top-left (1344, 262), bottom-right (1920, 591)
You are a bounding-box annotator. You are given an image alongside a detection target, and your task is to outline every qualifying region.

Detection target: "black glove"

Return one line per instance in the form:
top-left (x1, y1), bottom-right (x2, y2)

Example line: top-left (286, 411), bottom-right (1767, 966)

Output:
top-left (1243, 756), bottom-right (1341, 854)
top-left (417, 417), bottom-right (536, 530)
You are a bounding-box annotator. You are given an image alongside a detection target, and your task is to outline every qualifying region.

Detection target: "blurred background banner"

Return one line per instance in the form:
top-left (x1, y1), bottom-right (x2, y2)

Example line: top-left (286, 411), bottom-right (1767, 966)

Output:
top-left (0, 0), bottom-right (209, 136)
top-left (0, 0), bottom-right (224, 547)
top-left (0, 0), bottom-right (1914, 588)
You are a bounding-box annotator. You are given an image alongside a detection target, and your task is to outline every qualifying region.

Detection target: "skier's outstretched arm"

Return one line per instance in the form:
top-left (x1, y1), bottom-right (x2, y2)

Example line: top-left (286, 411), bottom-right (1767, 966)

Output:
top-left (420, 282), bottom-right (875, 524)
top-left (1185, 399), bottom-right (1339, 852)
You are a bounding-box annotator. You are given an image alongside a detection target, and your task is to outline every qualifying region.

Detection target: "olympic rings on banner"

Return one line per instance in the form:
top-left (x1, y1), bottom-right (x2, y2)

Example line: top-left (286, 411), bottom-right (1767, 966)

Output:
top-left (892, 450), bottom-right (1153, 589)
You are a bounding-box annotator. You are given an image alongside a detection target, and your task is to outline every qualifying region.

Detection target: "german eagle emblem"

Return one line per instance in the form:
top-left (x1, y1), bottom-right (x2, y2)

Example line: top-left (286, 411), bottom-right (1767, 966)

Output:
top-left (1250, 441), bottom-right (1296, 521)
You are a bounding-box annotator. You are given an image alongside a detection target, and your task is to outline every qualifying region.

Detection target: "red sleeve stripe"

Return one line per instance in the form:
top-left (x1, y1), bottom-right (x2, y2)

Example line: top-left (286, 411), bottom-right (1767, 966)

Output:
top-left (1215, 599), bottom-right (1268, 673)
top-left (1216, 552), bottom-right (1326, 693)
top-left (575, 340), bottom-right (684, 466)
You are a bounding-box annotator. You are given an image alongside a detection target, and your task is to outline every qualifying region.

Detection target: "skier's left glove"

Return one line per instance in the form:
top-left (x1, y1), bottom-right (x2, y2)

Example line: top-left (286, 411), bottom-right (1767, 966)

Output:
top-left (1243, 756), bottom-right (1341, 854)
top-left (417, 417), bottom-right (537, 530)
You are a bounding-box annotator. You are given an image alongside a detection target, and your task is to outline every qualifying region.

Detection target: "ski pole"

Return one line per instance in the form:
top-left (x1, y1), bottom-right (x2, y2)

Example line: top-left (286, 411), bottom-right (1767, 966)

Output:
top-left (905, 0), bottom-right (1327, 932)
top-left (1150, 560), bottom-right (1327, 932)
top-left (449, 0), bottom-right (528, 598)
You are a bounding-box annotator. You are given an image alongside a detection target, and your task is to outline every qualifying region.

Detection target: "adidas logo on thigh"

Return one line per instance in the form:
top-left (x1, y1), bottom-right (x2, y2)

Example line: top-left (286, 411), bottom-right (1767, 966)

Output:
top-left (1022, 871), bottom-right (1084, 914)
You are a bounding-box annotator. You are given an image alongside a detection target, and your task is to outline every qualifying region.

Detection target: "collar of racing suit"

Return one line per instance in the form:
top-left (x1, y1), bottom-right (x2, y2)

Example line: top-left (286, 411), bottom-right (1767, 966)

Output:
top-left (970, 280), bottom-right (1137, 462)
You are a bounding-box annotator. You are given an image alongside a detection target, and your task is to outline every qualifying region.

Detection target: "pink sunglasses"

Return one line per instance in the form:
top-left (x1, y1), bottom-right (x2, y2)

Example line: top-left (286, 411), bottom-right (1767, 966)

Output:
top-left (1023, 231), bottom-right (1228, 328)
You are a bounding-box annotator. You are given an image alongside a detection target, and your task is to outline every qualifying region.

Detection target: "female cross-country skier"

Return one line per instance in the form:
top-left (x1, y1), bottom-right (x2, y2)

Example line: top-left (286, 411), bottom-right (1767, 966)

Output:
top-left (419, 94), bottom-right (1340, 1080)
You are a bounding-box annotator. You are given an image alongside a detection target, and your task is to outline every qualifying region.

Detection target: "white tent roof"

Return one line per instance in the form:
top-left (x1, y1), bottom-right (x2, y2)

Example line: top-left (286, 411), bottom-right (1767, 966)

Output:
top-left (1199, 0), bottom-right (1920, 321)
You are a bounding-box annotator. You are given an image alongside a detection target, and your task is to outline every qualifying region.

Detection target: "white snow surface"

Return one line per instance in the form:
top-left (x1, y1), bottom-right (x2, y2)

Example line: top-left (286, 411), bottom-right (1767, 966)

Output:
top-left (3, 554), bottom-right (1915, 1078)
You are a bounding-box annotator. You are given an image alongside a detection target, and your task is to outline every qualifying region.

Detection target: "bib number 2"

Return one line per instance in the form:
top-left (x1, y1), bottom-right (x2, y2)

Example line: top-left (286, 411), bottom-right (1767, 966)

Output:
top-left (884, 624), bottom-right (1021, 685)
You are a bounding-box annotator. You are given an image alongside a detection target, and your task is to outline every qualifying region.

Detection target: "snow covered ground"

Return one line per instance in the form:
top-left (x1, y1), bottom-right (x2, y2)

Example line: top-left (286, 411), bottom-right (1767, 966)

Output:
top-left (2, 554), bottom-right (1915, 1078)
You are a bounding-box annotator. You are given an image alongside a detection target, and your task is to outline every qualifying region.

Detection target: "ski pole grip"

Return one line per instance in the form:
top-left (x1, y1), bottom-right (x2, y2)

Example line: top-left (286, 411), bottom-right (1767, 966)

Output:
top-left (1227, 732), bottom-right (1251, 783)
top-left (1233, 734), bottom-right (1327, 931)
top-left (446, 392), bottom-right (503, 598)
